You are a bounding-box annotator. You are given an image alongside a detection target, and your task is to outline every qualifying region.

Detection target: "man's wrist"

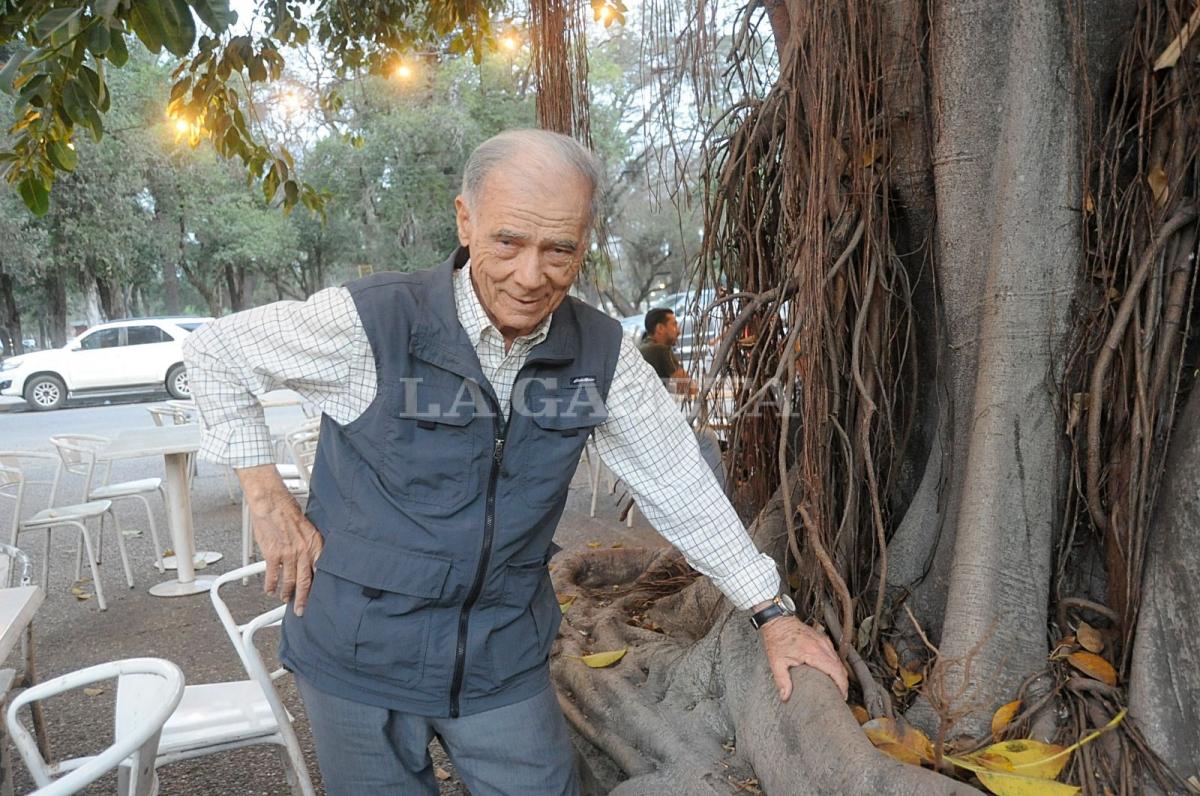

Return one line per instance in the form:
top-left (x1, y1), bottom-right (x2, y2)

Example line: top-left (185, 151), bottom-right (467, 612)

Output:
top-left (749, 593), bottom-right (796, 630)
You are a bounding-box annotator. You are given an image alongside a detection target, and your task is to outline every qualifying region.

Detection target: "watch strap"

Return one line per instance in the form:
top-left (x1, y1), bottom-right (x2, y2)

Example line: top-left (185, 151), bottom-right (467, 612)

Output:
top-left (749, 603), bottom-right (786, 630)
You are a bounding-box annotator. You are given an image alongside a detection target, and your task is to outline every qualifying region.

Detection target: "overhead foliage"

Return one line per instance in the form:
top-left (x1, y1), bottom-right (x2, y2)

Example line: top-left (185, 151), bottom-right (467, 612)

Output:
top-left (0, 0), bottom-right (507, 216)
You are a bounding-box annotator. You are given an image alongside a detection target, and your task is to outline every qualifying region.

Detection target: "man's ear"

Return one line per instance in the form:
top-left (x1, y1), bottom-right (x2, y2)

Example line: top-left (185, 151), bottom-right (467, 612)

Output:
top-left (454, 195), bottom-right (472, 247)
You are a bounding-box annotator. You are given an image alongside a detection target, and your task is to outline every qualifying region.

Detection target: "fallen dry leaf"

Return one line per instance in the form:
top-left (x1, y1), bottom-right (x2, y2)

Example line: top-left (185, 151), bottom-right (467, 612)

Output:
top-left (899, 666), bottom-right (923, 690)
top-left (992, 700), bottom-right (1022, 737)
top-left (883, 642), bottom-right (900, 672)
top-left (975, 739), bottom-right (1071, 779)
top-left (580, 648), bottom-right (627, 668)
top-left (1148, 167), bottom-right (1169, 205)
top-left (1076, 622), bottom-right (1104, 654)
top-left (559, 596), bottom-right (576, 614)
top-left (863, 717), bottom-right (934, 764)
top-left (1067, 651), bottom-right (1117, 686)
top-left (850, 705), bottom-right (870, 725)
top-left (877, 741), bottom-right (923, 766)
top-left (83, 687), bottom-right (105, 697)
top-left (1153, 1), bottom-right (1200, 70)
top-left (975, 769), bottom-right (1080, 796)
top-left (586, 541), bottom-right (601, 549)
top-left (434, 766), bottom-right (451, 781)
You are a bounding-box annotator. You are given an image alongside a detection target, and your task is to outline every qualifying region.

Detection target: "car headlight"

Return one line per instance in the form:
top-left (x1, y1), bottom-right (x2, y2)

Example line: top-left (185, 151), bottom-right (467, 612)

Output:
top-left (0, 357), bottom-right (24, 372)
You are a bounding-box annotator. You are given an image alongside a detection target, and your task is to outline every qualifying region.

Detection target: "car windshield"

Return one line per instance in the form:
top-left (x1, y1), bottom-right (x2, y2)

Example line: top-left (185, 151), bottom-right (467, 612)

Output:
top-left (174, 321), bottom-right (206, 332)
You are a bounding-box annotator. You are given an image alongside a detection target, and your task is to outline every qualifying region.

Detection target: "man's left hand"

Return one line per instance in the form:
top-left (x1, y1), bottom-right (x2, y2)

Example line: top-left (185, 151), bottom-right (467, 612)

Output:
top-left (760, 615), bottom-right (849, 701)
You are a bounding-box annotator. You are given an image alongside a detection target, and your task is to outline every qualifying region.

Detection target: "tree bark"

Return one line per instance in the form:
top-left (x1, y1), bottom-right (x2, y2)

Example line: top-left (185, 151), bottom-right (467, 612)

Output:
top-left (1128, 384), bottom-right (1200, 784)
top-left (0, 261), bottom-right (23, 355)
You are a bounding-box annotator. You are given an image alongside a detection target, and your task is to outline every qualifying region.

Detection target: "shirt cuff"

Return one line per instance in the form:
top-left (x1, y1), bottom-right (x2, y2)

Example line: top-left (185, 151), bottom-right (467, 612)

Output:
top-left (197, 423), bottom-right (277, 469)
top-left (712, 552), bottom-right (782, 611)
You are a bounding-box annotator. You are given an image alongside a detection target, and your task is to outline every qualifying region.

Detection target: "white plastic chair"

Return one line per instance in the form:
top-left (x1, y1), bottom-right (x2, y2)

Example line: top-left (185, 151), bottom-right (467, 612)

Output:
top-left (115, 562), bottom-right (314, 794)
top-left (242, 426), bottom-right (319, 573)
top-left (48, 435), bottom-right (167, 574)
top-left (7, 657), bottom-right (184, 796)
top-left (0, 453), bottom-right (128, 611)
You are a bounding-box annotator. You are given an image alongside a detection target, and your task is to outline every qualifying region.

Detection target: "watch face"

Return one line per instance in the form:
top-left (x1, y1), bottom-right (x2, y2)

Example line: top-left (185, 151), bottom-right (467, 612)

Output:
top-left (779, 593), bottom-right (796, 612)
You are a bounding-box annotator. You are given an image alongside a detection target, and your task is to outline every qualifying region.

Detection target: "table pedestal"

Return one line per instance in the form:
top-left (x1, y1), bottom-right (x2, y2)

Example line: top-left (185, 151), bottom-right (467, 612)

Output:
top-left (149, 450), bottom-right (210, 597)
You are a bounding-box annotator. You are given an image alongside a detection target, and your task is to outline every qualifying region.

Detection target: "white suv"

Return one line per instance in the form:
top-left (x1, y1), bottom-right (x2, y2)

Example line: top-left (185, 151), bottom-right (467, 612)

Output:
top-left (0, 317), bottom-right (211, 411)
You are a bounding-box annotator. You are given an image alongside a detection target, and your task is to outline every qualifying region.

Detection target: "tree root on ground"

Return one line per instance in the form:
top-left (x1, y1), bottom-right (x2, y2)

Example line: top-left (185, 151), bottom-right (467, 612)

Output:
top-left (550, 547), bottom-right (981, 795)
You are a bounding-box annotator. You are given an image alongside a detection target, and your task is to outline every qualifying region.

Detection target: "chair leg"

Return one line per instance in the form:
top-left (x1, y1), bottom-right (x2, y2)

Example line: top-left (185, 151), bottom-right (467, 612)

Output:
top-left (277, 745), bottom-right (312, 796)
top-left (75, 522), bottom-right (107, 611)
top-left (109, 510), bottom-right (134, 589)
top-left (39, 529), bottom-right (50, 593)
top-left (21, 625), bottom-right (49, 763)
top-left (96, 513), bottom-right (104, 565)
top-left (138, 492), bottom-right (165, 573)
top-left (73, 529), bottom-right (84, 582)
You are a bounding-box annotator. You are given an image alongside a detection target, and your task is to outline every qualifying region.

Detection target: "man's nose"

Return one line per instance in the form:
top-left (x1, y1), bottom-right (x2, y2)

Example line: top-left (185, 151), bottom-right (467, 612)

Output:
top-left (512, 251), bottom-right (547, 291)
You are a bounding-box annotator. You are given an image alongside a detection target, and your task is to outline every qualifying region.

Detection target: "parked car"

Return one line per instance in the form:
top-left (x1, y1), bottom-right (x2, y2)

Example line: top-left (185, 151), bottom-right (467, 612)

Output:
top-left (0, 317), bottom-right (211, 410)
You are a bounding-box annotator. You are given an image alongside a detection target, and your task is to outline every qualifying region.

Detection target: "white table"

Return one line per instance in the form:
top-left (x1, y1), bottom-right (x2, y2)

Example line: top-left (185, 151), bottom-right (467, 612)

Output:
top-left (97, 425), bottom-right (215, 598)
top-left (0, 586), bottom-right (43, 796)
top-left (0, 587), bottom-right (42, 663)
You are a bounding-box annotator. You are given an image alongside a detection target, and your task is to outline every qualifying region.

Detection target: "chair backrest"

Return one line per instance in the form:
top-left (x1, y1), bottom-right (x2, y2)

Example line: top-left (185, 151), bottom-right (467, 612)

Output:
top-left (7, 657), bottom-right (184, 796)
top-left (286, 429), bottom-right (320, 487)
top-left (47, 435), bottom-right (110, 498)
top-left (146, 405), bottom-right (194, 427)
top-left (0, 542), bottom-right (33, 588)
top-left (210, 562), bottom-right (314, 790)
top-left (0, 451), bottom-right (62, 542)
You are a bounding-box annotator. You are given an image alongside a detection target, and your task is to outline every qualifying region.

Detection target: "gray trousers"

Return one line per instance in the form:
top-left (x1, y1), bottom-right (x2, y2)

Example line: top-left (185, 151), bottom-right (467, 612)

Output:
top-left (297, 676), bottom-right (580, 795)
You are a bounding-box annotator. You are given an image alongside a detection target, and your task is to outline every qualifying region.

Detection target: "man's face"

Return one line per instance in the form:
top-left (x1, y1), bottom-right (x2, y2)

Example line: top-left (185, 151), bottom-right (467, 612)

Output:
top-left (659, 313), bottom-right (680, 346)
top-left (455, 158), bottom-right (592, 342)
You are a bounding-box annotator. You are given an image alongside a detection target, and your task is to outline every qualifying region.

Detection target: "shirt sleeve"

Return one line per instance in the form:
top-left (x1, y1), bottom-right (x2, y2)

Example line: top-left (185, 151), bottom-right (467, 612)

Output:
top-left (182, 287), bottom-right (376, 469)
top-left (592, 336), bottom-right (781, 610)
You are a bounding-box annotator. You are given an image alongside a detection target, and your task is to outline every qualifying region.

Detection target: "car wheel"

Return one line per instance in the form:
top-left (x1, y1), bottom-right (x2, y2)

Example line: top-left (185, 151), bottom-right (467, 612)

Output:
top-left (166, 363), bottom-right (190, 399)
top-left (24, 374), bottom-right (66, 411)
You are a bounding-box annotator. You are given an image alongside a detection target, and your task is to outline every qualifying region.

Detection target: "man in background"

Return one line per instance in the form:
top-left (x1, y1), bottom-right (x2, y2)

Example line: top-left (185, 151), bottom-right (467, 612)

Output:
top-left (638, 307), bottom-right (695, 396)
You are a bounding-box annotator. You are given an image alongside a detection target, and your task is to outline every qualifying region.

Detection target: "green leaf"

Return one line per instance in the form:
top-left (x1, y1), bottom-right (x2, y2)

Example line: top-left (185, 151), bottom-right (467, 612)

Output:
top-left (0, 47), bottom-right (31, 95)
top-left (87, 23), bottom-right (111, 55)
top-left (282, 179), bottom-right (299, 213)
top-left (61, 80), bottom-right (91, 126)
top-left (82, 101), bottom-right (104, 141)
top-left (34, 8), bottom-right (81, 41)
top-left (158, 0), bottom-right (198, 56)
top-left (107, 31), bottom-right (129, 66)
top-left (129, 3), bottom-right (164, 53)
top-left (190, 0), bottom-right (237, 33)
top-left (46, 139), bottom-right (77, 171)
top-left (18, 175), bottom-right (50, 216)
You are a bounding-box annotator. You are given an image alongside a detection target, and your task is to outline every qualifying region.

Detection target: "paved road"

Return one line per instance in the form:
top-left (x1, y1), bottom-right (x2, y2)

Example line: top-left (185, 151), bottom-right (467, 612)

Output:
top-left (0, 396), bottom-right (661, 794)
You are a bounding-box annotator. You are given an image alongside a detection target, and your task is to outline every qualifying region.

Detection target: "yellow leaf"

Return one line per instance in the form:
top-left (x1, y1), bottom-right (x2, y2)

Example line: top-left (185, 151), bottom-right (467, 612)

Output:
top-left (877, 741), bottom-right (923, 766)
top-left (586, 541), bottom-right (601, 549)
top-left (900, 666), bottom-right (923, 690)
top-left (976, 739), bottom-right (1071, 779)
top-left (1083, 193), bottom-right (1095, 215)
top-left (1148, 167), bottom-right (1169, 205)
top-left (1067, 651), bottom-right (1117, 686)
top-left (559, 596), bottom-right (576, 614)
top-left (1077, 622), bottom-right (1104, 654)
top-left (860, 142), bottom-right (878, 168)
top-left (883, 642), bottom-right (900, 672)
top-left (580, 648), bottom-right (627, 668)
top-left (976, 769), bottom-right (1080, 796)
top-left (850, 705), bottom-right (870, 725)
top-left (610, 542), bottom-right (624, 549)
top-left (1153, 1), bottom-right (1200, 70)
top-left (862, 717), bottom-right (934, 764)
top-left (992, 700), bottom-right (1022, 737)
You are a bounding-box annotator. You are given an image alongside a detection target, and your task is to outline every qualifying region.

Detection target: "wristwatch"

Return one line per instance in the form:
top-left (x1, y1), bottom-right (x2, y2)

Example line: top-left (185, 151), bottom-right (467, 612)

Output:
top-left (749, 593), bottom-right (796, 630)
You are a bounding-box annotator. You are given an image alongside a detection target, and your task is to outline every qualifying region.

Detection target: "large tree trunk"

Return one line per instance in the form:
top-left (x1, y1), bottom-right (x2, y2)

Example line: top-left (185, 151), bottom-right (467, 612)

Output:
top-left (0, 260), bottom-right (23, 355)
top-left (1129, 385), bottom-right (1200, 783)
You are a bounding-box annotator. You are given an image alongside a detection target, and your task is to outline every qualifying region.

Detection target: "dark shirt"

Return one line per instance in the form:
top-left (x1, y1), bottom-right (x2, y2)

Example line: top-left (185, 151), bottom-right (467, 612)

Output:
top-left (638, 341), bottom-right (679, 381)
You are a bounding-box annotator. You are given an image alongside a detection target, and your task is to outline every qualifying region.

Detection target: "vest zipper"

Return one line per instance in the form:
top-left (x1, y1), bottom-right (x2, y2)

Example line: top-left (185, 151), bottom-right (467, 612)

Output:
top-left (448, 408), bottom-right (509, 718)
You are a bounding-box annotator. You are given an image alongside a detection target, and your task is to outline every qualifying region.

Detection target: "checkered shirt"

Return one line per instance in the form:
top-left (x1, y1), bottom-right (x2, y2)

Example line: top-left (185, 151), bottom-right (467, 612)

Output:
top-left (183, 262), bottom-right (780, 610)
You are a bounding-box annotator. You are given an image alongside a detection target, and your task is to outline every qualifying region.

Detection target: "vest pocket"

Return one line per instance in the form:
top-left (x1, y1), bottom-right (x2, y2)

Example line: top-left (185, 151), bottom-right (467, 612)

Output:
top-left (486, 559), bottom-right (562, 687)
top-left (383, 378), bottom-right (482, 516)
top-left (314, 532), bottom-right (453, 687)
top-left (517, 387), bottom-right (608, 508)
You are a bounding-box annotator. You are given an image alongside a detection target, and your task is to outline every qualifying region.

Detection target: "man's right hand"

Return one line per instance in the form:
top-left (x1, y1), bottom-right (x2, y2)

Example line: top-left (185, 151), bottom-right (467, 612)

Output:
top-left (236, 464), bottom-right (324, 616)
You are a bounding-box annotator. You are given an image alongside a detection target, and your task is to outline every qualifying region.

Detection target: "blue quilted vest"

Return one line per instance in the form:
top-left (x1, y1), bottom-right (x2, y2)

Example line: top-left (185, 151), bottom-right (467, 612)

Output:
top-left (279, 248), bottom-right (622, 717)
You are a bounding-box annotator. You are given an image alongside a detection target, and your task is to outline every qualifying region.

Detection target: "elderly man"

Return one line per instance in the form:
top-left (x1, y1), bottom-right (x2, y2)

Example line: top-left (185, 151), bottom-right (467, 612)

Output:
top-left (184, 128), bottom-right (847, 795)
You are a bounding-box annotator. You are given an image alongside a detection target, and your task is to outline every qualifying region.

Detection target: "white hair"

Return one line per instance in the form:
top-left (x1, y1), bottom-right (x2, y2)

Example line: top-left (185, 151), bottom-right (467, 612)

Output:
top-left (461, 129), bottom-right (604, 223)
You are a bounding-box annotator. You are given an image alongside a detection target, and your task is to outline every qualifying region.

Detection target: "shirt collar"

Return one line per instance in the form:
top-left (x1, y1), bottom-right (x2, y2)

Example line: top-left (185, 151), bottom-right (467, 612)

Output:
top-left (454, 259), bottom-right (553, 350)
